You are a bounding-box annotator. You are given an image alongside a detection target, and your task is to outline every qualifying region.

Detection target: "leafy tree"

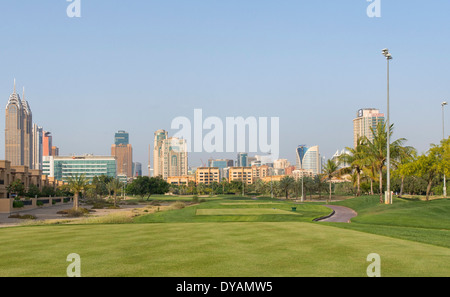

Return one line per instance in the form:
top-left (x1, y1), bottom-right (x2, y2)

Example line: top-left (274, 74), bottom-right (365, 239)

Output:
top-left (91, 175), bottom-right (114, 197)
top-left (41, 185), bottom-right (56, 197)
top-left (66, 173), bottom-right (89, 210)
top-left (26, 184), bottom-right (41, 198)
top-left (126, 176), bottom-right (170, 200)
top-left (407, 143), bottom-right (445, 201)
top-left (7, 179), bottom-right (26, 198)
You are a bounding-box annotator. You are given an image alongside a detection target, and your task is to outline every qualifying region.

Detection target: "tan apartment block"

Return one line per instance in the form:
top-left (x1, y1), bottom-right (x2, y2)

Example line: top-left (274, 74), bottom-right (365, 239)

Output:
top-left (196, 167), bottom-right (220, 185)
top-left (261, 175), bottom-right (286, 183)
top-left (0, 160), bottom-right (60, 198)
top-left (251, 165), bottom-right (269, 182)
top-left (167, 175), bottom-right (195, 186)
top-left (228, 167), bottom-right (253, 185)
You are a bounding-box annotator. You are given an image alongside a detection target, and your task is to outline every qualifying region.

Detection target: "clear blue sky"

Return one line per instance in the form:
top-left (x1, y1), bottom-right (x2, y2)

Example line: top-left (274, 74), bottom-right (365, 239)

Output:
top-left (1, 1), bottom-right (450, 174)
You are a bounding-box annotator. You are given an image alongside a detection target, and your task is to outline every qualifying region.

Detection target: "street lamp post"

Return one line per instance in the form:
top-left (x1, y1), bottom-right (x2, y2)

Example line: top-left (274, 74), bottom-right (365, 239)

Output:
top-left (382, 48), bottom-right (393, 204)
top-left (442, 101), bottom-right (448, 197)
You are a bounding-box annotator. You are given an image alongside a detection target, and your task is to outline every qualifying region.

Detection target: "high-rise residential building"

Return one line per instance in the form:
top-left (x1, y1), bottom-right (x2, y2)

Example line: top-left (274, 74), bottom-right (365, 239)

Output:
top-left (236, 152), bottom-right (248, 167)
top-left (51, 146), bottom-right (59, 157)
top-left (273, 159), bottom-right (290, 169)
top-left (32, 124), bottom-right (43, 170)
top-left (5, 81), bottom-right (33, 168)
top-left (114, 130), bottom-right (129, 146)
top-left (153, 130), bottom-right (188, 180)
top-left (161, 137), bottom-right (188, 180)
top-left (43, 154), bottom-right (117, 181)
top-left (353, 108), bottom-right (385, 148)
top-left (43, 131), bottom-right (52, 157)
top-left (295, 145), bottom-right (321, 176)
top-left (153, 129), bottom-right (168, 177)
top-left (133, 162), bottom-right (142, 177)
top-left (111, 130), bottom-right (133, 178)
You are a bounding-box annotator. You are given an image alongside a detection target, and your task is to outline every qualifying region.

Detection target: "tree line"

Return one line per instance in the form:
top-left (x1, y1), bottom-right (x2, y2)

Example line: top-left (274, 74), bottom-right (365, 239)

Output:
top-left (334, 122), bottom-right (449, 201)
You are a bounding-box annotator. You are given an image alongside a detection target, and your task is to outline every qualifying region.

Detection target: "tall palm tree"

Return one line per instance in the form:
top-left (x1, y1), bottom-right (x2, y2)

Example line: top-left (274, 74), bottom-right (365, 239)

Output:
top-left (364, 122), bottom-right (407, 203)
top-left (254, 179), bottom-right (266, 196)
top-left (322, 159), bottom-right (340, 204)
top-left (339, 137), bottom-right (367, 196)
top-left (107, 178), bottom-right (123, 207)
top-left (66, 173), bottom-right (89, 210)
top-left (279, 176), bottom-right (295, 199)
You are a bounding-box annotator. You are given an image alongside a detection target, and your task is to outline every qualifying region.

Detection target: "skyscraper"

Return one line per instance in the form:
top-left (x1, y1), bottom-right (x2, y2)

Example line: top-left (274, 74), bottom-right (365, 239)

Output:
top-left (353, 108), bottom-right (385, 148)
top-left (32, 124), bottom-right (43, 170)
top-left (153, 130), bottom-right (188, 179)
top-left (51, 146), bottom-right (60, 157)
top-left (114, 130), bottom-right (129, 145)
top-left (296, 145), bottom-right (321, 176)
top-left (5, 80), bottom-right (32, 168)
top-left (153, 129), bottom-right (168, 177)
top-left (111, 130), bottom-right (133, 178)
top-left (21, 88), bottom-right (33, 169)
top-left (236, 152), bottom-right (248, 167)
top-left (42, 131), bottom-right (52, 157)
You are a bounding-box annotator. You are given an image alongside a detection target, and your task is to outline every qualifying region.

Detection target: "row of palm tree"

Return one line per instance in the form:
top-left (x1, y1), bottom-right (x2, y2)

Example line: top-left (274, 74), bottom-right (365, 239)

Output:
top-left (65, 174), bottom-right (124, 210)
top-left (332, 122), bottom-right (416, 203)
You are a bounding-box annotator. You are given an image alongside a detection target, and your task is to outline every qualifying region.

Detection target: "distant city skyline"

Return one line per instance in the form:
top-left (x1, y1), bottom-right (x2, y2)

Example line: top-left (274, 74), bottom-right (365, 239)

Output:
top-left (1, 1), bottom-right (449, 175)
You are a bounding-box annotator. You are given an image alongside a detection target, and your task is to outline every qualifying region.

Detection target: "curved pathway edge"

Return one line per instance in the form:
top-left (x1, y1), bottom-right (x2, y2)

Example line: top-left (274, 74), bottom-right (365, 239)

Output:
top-left (314, 205), bottom-right (357, 223)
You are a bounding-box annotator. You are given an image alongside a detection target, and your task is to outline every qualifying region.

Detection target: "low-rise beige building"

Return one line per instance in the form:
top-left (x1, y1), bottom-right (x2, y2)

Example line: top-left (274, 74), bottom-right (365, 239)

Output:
top-left (0, 160), bottom-right (61, 199)
top-left (260, 175), bottom-right (286, 183)
top-left (196, 167), bottom-right (220, 185)
top-left (228, 167), bottom-right (253, 185)
top-left (292, 169), bottom-right (315, 180)
top-left (251, 165), bottom-right (269, 181)
top-left (167, 175), bottom-right (195, 186)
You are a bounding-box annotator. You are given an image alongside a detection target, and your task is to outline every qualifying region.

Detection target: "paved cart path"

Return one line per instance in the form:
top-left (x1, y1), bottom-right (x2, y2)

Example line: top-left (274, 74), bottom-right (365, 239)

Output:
top-left (318, 205), bottom-right (358, 223)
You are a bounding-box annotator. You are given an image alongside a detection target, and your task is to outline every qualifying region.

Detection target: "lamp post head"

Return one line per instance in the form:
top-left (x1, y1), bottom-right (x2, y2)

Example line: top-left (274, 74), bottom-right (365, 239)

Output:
top-left (382, 49), bottom-right (393, 60)
top-left (443, 101), bottom-right (448, 107)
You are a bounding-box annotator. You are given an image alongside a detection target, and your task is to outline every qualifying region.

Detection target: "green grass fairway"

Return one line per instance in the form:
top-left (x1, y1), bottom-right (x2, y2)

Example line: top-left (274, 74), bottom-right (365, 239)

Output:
top-left (0, 222), bottom-right (448, 277)
top-left (134, 198), bottom-right (329, 223)
top-left (196, 208), bottom-right (300, 216)
top-left (1, 195), bottom-right (449, 277)
top-left (328, 196), bottom-right (450, 248)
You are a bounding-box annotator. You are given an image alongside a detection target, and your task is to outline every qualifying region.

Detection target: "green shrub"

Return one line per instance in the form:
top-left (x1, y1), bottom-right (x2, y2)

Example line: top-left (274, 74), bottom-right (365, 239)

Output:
top-left (13, 201), bottom-right (24, 208)
top-left (37, 201), bottom-right (44, 206)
